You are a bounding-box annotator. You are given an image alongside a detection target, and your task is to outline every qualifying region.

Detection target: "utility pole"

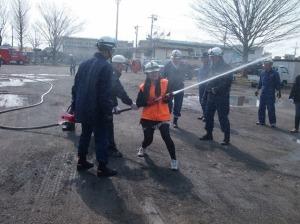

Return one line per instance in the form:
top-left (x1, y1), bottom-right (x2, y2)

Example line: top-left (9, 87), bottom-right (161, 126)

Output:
top-left (12, 26), bottom-right (13, 47)
top-left (294, 42), bottom-right (299, 57)
top-left (115, 0), bottom-right (121, 41)
top-left (0, 27), bottom-right (2, 46)
top-left (222, 23), bottom-right (228, 47)
top-left (149, 14), bottom-right (157, 58)
top-left (134, 26), bottom-right (139, 56)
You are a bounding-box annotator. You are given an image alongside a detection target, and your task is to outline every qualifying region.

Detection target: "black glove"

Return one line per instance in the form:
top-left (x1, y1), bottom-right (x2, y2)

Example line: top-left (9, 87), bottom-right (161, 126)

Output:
top-left (147, 99), bottom-right (156, 106)
top-left (71, 101), bottom-right (75, 112)
top-left (102, 115), bottom-right (113, 123)
top-left (277, 92), bottom-right (281, 99)
top-left (162, 93), bottom-right (172, 103)
top-left (255, 91), bottom-right (259, 96)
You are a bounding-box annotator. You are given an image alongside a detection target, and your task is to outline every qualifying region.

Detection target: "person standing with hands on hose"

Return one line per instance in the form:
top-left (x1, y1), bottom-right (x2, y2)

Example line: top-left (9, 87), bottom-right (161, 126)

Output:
top-left (108, 55), bottom-right (138, 157)
top-left (136, 61), bottom-right (178, 171)
top-left (199, 47), bottom-right (233, 146)
top-left (255, 58), bottom-right (281, 128)
top-left (71, 36), bottom-right (117, 177)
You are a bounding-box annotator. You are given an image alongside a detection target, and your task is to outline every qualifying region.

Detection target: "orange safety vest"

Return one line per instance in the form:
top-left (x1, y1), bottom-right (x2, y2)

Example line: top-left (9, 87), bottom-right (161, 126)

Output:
top-left (139, 79), bottom-right (170, 121)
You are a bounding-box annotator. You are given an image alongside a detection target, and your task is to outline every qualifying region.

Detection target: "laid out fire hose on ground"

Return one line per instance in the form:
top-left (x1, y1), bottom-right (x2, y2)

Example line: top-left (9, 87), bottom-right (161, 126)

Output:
top-left (0, 75), bottom-right (132, 131)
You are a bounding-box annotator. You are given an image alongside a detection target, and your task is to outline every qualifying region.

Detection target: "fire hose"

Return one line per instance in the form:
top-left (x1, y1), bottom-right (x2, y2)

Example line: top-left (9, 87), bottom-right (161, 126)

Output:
top-left (153, 56), bottom-right (270, 102)
top-left (0, 75), bottom-right (133, 130)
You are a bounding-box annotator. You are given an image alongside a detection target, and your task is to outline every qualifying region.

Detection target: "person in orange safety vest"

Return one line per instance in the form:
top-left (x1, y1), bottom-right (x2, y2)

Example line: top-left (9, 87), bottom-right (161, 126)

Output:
top-left (135, 61), bottom-right (178, 170)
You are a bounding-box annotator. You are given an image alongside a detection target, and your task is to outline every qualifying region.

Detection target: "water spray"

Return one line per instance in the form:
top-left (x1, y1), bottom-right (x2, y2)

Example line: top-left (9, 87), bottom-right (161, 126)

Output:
top-left (155, 56), bottom-right (270, 101)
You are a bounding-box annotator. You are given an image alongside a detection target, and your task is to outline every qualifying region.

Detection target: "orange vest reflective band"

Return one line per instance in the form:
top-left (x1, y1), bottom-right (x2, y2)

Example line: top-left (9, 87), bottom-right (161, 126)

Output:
top-left (139, 79), bottom-right (170, 121)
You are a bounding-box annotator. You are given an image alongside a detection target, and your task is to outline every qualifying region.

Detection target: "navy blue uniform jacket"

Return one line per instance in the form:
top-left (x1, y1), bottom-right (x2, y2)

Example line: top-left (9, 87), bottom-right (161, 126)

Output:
top-left (72, 52), bottom-right (113, 124)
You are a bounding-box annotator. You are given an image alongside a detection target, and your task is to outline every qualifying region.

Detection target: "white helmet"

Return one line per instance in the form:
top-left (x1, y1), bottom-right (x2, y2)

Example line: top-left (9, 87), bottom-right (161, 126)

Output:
top-left (208, 47), bottom-right (223, 56)
top-left (96, 36), bottom-right (117, 50)
top-left (171, 50), bottom-right (182, 58)
top-left (144, 61), bottom-right (161, 73)
top-left (112, 55), bottom-right (126, 63)
top-left (263, 58), bottom-right (273, 64)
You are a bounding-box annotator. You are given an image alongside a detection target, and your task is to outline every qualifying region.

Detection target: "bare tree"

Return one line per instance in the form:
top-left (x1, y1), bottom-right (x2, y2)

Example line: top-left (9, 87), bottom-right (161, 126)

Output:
top-left (191, 0), bottom-right (300, 62)
top-left (33, 2), bottom-right (85, 64)
top-left (0, 0), bottom-right (9, 46)
top-left (27, 29), bottom-right (42, 64)
top-left (27, 29), bottom-right (42, 49)
top-left (10, 0), bottom-right (30, 50)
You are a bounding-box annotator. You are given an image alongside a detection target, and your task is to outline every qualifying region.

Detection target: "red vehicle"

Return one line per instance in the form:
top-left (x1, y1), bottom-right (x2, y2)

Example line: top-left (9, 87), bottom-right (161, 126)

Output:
top-left (0, 48), bottom-right (29, 65)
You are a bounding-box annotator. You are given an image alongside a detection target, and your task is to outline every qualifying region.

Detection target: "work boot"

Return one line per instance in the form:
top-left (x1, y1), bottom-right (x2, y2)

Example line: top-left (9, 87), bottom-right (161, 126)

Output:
top-left (199, 132), bottom-right (213, 141)
top-left (108, 148), bottom-right (123, 157)
top-left (62, 122), bottom-right (75, 131)
top-left (77, 155), bottom-right (94, 171)
top-left (221, 133), bottom-right (230, 146)
top-left (173, 117), bottom-right (178, 128)
top-left (97, 164), bottom-right (117, 177)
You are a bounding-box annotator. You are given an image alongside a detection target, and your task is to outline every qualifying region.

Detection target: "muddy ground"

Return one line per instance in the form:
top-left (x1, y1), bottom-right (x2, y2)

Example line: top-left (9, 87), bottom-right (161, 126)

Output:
top-left (0, 64), bottom-right (299, 224)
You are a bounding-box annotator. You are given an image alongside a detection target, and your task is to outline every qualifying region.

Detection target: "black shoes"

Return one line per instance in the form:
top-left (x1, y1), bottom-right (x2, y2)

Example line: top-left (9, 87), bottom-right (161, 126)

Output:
top-left (62, 122), bottom-right (75, 131)
top-left (97, 166), bottom-right (117, 177)
top-left (256, 122), bottom-right (265, 125)
top-left (77, 158), bottom-right (94, 171)
top-left (221, 141), bottom-right (230, 146)
top-left (221, 133), bottom-right (230, 146)
top-left (199, 133), bottom-right (213, 141)
top-left (200, 133), bottom-right (230, 145)
top-left (173, 117), bottom-right (178, 128)
top-left (108, 148), bottom-right (123, 157)
top-left (77, 156), bottom-right (117, 177)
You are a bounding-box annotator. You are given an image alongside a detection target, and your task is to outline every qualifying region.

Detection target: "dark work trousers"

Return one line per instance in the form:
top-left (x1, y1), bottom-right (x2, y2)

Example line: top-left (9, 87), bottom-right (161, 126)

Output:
top-left (199, 84), bottom-right (207, 114)
top-left (168, 91), bottom-right (184, 118)
top-left (142, 123), bottom-right (176, 160)
top-left (78, 122), bottom-right (109, 165)
top-left (294, 102), bottom-right (300, 129)
top-left (258, 94), bottom-right (276, 124)
top-left (205, 93), bottom-right (230, 134)
top-left (70, 65), bottom-right (76, 75)
top-left (108, 119), bottom-right (117, 150)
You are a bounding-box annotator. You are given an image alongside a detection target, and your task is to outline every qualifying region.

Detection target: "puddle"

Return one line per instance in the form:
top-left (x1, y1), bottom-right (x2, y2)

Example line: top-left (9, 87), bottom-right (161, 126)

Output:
top-left (183, 94), bottom-right (259, 110)
top-left (0, 94), bottom-right (28, 108)
top-left (0, 78), bottom-right (26, 87)
top-left (230, 95), bottom-right (258, 107)
top-left (0, 76), bottom-right (55, 87)
top-left (183, 93), bottom-right (259, 109)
